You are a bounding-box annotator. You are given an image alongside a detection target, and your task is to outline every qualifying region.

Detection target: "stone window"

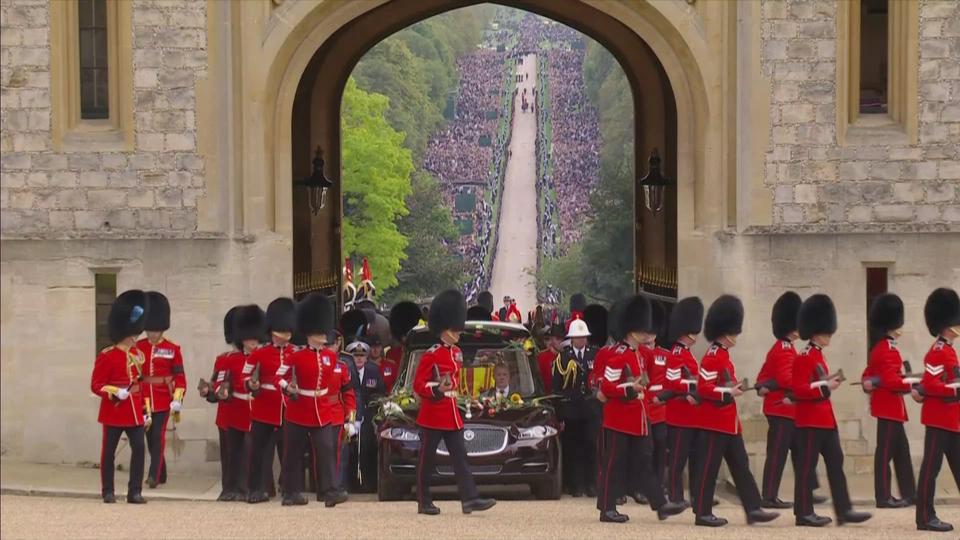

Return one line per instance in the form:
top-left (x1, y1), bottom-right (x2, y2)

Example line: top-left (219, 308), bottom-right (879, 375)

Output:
top-left (94, 272), bottom-right (117, 353)
top-left (50, 0), bottom-right (134, 151)
top-left (836, 0), bottom-right (918, 145)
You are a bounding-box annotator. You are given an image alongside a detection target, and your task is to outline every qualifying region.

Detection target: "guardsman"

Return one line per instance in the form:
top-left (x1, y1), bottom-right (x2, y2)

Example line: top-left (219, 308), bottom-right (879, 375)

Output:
top-left (914, 288), bottom-right (960, 532)
top-left (279, 293), bottom-right (357, 507)
top-left (413, 289), bottom-right (496, 516)
top-left (596, 295), bottom-right (684, 523)
top-left (538, 324), bottom-right (563, 394)
top-left (582, 303), bottom-right (608, 498)
top-left (637, 301), bottom-right (669, 504)
top-left (792, 294), bottom-right (872, 527)
top-left (136, 291), bottom-right (186, 490)
top-left (214, 304), bottom-right (260, 501)
top-left (243, 298), bottom-right (297, 503)
top-left (861, 293), bottom-right (916, 508)
top-left (385, 301), bottom-right (422, 393)
top-left (199, 307), bottom-right (239, 501)
top-left (91, 289), bottom-right (150, 504)
top-left (656, 297), bottom-right (703, 507)
top-left (552, 319), bottom-right (597, 497)
top-left (693, 295), bottom-right (778, 527)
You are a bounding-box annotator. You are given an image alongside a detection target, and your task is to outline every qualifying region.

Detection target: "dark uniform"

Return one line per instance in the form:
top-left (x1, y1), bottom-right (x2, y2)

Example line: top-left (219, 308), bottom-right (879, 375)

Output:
top-left (351, 343), bottom-right (387, 492)
top-left (914, 288), bottom-right (960, 532)
top-left (552, 343), bottom-right (597, 496)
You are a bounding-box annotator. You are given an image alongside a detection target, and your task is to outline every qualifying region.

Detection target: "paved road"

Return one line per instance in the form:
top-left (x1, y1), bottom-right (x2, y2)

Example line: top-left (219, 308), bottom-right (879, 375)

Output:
top-left (2, 494), bottom-right (957, 539)
top-left (490, 53), bottom-right (539, 315)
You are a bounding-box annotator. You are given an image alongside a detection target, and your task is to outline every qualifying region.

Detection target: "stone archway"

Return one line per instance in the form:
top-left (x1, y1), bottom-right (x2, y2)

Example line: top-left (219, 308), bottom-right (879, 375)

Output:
top-left (256, 0), bottom-right (715, 304)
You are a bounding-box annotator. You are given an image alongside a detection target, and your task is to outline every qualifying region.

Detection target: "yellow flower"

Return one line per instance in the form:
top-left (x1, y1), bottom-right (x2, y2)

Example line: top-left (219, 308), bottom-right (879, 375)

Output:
top-left (509, 393), bottom-right (523, 405)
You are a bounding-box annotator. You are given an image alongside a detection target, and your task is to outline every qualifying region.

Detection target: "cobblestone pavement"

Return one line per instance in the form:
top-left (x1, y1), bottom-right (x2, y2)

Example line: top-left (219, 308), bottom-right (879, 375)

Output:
top-left (2, 494), bottom-right (958, 540)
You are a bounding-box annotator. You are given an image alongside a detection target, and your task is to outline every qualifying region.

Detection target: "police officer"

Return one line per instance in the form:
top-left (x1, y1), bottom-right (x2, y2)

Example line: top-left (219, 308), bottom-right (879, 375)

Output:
top-left (347, 338), bottom-right (386, 491)
top-left (861, 293), bottom-right (916, 508)
top-left (136, 291), bottom-right (186, 489)
top-left (90, 290), bottom-right (150, 504)
top-left (243, 298), bottom-right (297, 503)
top-left (552, 319), bottom-right (596, 497)
top-left (792, 294), bottom-right (872, 527)
top-left (693, 295), bottom-right (778, 527)
top-left (413, 290), bottom-right (496, 516)
top-left (914, 288), bottom-right (960, 532)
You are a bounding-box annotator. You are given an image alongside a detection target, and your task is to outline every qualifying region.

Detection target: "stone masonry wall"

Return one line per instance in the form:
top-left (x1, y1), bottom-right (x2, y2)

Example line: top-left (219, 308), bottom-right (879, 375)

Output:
top-left (760, 0), bottom-right (960, 229)
top-left (0, 0), bottom-right (207, 237)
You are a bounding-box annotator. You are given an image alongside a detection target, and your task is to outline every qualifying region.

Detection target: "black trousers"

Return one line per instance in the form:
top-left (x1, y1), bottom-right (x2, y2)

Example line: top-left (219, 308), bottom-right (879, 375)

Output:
top-left (693, 430), bottom-right (763, 517)
top-left (596, 428), bottom-right (666, 512)
top-left (916, 427), bottom-right (960, 526)
top-left (282, 422), bottom-right (339, 497)
top-left (666, 425), bottom-right (700, 503)
top-left (221, 427), bottom-right (249, 495)
top-left (145, 411), bottom-right (169, 485)
top-left (417, 428), bottom-right (479, 507)
top-left (760, 415), bottom-right (819, 500)
top-left (650, 422), bottom-right (668, 495)
top-left (100, 425), bottom-right (145, 497)
top-left (560, 412), bottom-right (592, 492)
top-left (794, 427), bottom-right (852, 517)
top-left (248, 420), bottom-right (282, 495)
top-left (874, 418), bottom-right (916, 502)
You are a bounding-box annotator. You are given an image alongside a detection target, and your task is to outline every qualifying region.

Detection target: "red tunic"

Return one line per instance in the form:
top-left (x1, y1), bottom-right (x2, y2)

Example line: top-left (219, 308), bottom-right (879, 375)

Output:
top-left (697, 343), bottom-right (742, 435)
top-left (600, 344), bottom-right (648, 436)
top-left (537, 348), bottom-right (559, 394)
top-left (590, 343), bottom-right (619, 392)
top-left (756, 340), bottom-right (796, 419)
top-left (213, 350), bottom-right (252, 432)
top-left (135, 337), bottom-right (186, 413)
top-left (243, 343), bottom-right (295, 426)
top-left (210, 351), bottom-right (232, 430)
top-left (642, 345), bottom-right (667, 424)
top-left (919, 338), bottom-right (960, 433)
top-left (91, 345), bottom-right (146, 427)
top-left (280, 346), bottom-right (357, 427)
top-left (863, 337), bottom-right (913, 423)
top-left (663, 343), bottom-right (701, 428)
top-left (791, 343), bottom-right (837, 430)
top-left (413, 343), bottom-right (464, 431)
top-left (382, 346), bottom-right (403, 393)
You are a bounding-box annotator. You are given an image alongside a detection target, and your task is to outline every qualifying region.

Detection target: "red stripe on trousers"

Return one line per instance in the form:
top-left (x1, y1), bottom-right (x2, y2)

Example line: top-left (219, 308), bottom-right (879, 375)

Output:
top-left (602, 430), bottom-right (616, 510)
top-left (766, 423), bottom-right (783, 498)
top-left (919, 430), bottom-right (937, 523)
top-left (800, 430), bottom-right (814, 513)
top-left (697, 432), bottom-right (715, 516)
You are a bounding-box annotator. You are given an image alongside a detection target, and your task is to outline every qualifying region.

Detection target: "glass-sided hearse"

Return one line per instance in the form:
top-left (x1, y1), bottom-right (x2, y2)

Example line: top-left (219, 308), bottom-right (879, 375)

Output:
top-left (375, 321), bottom-right (562, 500)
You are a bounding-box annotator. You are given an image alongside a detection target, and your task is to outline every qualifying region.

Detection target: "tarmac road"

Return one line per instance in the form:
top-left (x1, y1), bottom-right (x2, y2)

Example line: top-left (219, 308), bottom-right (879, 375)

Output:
top-left (2, 494), bottom-right (957, 540)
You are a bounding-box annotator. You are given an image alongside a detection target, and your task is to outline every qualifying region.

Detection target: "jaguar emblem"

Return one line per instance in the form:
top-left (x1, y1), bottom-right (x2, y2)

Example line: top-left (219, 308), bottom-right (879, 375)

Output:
top-left (463, 429), bottom-right (475, 442)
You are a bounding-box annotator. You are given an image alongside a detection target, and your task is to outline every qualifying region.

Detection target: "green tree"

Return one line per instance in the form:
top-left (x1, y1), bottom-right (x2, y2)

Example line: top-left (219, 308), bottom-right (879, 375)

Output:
top-left (341, 78), bottom-right (414, 292)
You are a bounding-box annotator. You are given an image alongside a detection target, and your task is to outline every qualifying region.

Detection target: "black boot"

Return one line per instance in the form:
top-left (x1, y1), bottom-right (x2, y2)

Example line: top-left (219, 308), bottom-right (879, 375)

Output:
top-left (102, 493), bottom-right (116, 504)
top-left (615, 495), bottom-right (627, 505)
top-left (247, 491), bottom-right (269, 504)
top-left (126, 493), bottom-right (146, 504)
top-left (418, 503), bottom-right (441, 515)
top-left (837, 510), bottom-right (872, 525)
top-left (584, 485), bottom-right (597, 498)
top-left (600, 510), bottom-right (629, 523)
top-left (462, 497), bottom-right (496, 514)
top-left (811, 493), bottom-right (828, 504)
top-left (918, 518), bottom-right (954, 532)
top-left (630, 492), bottom-right (647, 504)
top-left (146, 478), bottom-right (158, 489)
top-left (282, 492), bottom-right (308, 506)
top-left (760, 497), bottom-right (792, 509)
top-left (695, 514), bottom-right (728, 527)
top-left (796, 513), bottom-right (832, 527)
top-left (216, 491), bottom-right (236, 502)
top-left (324, 489), bottom-right (348, 508)
top-left (876, 497), bottom-right (909, 508)
top-left (656, 501), bottom-right (685, 520)
top-left (747, 509), bottom-right (779, 524)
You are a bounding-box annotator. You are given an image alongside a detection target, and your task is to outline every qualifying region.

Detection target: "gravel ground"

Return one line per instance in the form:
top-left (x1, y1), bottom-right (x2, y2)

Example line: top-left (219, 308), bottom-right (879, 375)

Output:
top-left (2, 494), bottom-right (958, 540)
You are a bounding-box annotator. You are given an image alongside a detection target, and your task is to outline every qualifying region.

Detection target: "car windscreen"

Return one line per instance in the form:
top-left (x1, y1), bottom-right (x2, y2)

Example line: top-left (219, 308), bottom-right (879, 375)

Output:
top-left (402, 347), bottom-right (537, 398)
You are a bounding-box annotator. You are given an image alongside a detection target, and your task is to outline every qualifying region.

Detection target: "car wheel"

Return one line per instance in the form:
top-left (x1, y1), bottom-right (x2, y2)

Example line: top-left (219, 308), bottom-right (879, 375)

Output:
top-left (377, 478), bottom-right (408, 501)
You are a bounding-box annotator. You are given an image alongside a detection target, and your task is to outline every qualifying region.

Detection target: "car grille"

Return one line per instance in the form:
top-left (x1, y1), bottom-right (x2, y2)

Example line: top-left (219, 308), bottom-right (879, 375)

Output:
top-left (437, 465), bottom-right (502, 476)
top-left (437, 425), bottom-right (508, 456)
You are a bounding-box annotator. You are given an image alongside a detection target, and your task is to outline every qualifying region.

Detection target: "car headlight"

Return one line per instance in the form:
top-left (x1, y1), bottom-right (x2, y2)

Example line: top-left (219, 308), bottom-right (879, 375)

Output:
top-left (517, 426), bottom-right (558, 440)
top-left (380, 427), bottom-right (420, 441)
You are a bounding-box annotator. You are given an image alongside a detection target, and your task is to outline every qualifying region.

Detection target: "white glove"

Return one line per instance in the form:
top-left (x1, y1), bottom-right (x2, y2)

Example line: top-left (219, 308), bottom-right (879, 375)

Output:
top-left (116, 387), bottom-right (130, 401)
top-left (345, 422), bottom-right (358, 438)
top-left (170, 400), bottom-right (182, 412)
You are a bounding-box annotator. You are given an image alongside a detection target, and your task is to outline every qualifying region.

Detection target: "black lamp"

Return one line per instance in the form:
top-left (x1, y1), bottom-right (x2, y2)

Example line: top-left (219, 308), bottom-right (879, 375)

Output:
top-left (297, 146), bottom-right (335, 215)
top-left (639, 148), bottom-right (671, 213)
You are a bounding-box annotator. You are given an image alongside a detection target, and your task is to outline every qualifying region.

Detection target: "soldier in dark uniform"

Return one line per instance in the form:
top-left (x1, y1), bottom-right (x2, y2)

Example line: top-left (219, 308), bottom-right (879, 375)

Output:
top-left (552, 318), bottom-right (597, 497)
top-left (346, 338), bottom-right (387, 491)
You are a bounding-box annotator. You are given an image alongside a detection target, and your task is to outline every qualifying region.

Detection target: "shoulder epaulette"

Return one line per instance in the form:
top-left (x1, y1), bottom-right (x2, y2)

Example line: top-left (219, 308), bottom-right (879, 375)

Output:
top-left (100, 345), bottom-right (115, 354)
top-left (615, 344), bottom-right (628, 354)
top-left (933, 340), bottom-right (945, 351)
top-left (427, 344), bottom-right (440, 353)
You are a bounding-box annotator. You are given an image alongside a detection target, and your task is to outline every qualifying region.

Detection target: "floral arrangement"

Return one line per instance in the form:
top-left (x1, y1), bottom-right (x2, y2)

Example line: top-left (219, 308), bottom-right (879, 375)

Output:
top-left (373, 388), bottom-right (556, 422)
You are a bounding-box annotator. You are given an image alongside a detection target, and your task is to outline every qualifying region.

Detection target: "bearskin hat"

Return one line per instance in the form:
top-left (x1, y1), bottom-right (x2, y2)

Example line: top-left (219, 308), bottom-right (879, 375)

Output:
top-left (223, 306), bottom-right (238, 346)
top-left (869, 293), bottom-right (904, 335)
top-left (428, 289), bottom-right (467, 335)
top-left (234, 304), bottom-right (265, 344)
top-left (704, 295), bottom-right (744, 342)
top-left (390, 301), bottom-right (423, 341)
top-left (607, 299), bottom-right (625, 342)
top-left (570, 293), bottom-right (587, 314)
top-left (548, 323), bottom-right (566, 339)
top-left (651, 300), bottom-right (671, 348)
top-left (340, 308), bottom-right (370, 339)
top-left (266, 297), bottom-right (296, 333)
top-left (771, 291), bottom-right (802, 340)
top-left (668, 297), bottom-right (704, 344)
top-left (924, 287), bottom-right (960, 337)
top-left (798, 294), bottom-right (837, 340)
top-left (144, 291), bottom-right (170, 332)
top-left (583, 304), bottom-right (608, 348)
top-left (619, 295), bottom-right (653, 336)
top-left (467, 305), bottom-right (492, 321)
top-left (108, 289), bottom-right (150, 343)
top-left (477, 291), bottom-right (495, 313)
top-left (296, 293), bottom-right (334, 337)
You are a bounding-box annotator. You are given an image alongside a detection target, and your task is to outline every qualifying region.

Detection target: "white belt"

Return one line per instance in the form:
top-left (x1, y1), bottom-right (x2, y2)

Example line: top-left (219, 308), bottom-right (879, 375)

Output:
top-left (297, 388), bottom-right (329, 398)
top-left (260, 383), bottom-right (277, 391)
top-left (233, 392), bottom-right (252, 401)
top-left (649, 384), bottom-right (663, 392)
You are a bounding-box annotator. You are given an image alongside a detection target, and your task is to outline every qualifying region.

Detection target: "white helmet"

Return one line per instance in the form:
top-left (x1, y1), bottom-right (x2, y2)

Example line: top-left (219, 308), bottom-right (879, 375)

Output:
top-left (566, 319), bottom-right (592, 338)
